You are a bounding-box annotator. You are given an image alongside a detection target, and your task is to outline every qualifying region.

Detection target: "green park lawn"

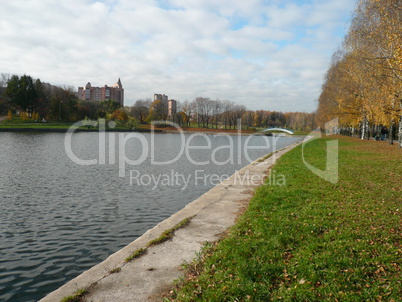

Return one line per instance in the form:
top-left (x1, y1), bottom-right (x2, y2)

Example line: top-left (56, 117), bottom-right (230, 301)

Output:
top-left (167, 136), bottom-right (401, 301)
top-left (0, 116), bottom-right (138, 131)
top-left (0, 117), bottom-right (76, 129)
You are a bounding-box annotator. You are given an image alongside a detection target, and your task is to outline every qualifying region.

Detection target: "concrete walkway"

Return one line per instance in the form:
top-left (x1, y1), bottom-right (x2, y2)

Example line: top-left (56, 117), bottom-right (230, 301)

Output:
top-left (40, 140), bottom-right (302, 302)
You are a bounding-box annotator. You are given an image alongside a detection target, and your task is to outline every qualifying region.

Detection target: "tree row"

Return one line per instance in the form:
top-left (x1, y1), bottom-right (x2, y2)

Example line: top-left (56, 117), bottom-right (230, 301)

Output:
top-left (316, 0), bottom-right (402, 146)
top-left (1, 74), bottom-right (316, 131)
top-left (131, 98), bottom-right (315, 131)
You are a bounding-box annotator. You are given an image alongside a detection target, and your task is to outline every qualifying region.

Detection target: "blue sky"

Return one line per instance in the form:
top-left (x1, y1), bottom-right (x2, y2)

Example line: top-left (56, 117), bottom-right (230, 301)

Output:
top-left (0, 0), bottom-right (355, 112)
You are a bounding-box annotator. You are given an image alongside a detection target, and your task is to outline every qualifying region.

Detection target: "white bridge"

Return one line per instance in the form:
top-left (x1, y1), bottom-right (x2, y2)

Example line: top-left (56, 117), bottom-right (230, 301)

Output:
top-left (262, 128), bottom-right (294, 135)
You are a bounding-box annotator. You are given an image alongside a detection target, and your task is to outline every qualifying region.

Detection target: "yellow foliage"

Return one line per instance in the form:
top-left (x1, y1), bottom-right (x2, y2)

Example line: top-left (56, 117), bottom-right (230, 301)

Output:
top-left (317, 0), bottom-right (402, 132)
top-left (7, 110), bottom-right (12, 120)
top-left (20, 112), bottom-right (29, 121)
top-left (19, 111), bottom-right (40, 121)
top-left (110, 109), bottom-right (128, 122)
top-left (32, 112), bottom-right (39, 120)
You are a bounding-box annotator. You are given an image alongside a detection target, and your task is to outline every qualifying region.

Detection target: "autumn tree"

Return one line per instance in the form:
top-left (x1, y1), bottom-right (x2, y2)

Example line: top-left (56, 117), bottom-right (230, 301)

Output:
top-left (317, 0), bottom-right (402, 145)
top-left (242, 111), bottom-right (254, 129)
top-left (179, 100), bottom-right (192, 127)
top-left (253, 110), bottom-right (264, 128)
top-left (147, 100), bottom-right (165, 122)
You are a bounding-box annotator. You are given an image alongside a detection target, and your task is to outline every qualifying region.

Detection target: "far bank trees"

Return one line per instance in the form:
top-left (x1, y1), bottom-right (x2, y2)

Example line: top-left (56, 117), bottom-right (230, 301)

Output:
top-left (129, 96), bottom-right (315, 131)
top-left (1, 74), bottom-right (123, 122)
top-left (1, 73), bottom-right (316, 132)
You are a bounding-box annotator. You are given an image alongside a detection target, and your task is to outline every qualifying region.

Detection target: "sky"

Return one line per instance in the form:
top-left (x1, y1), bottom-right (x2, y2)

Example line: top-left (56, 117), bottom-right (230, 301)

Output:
top-left (0, 0), bottom-right (355, 112)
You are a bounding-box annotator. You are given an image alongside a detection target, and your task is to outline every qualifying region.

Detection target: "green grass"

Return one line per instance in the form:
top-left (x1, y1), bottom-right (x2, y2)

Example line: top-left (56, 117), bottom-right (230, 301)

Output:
top-left (148, 217), bottom-right (193, 246)
top-left (125, 248), bottom-right (147, 262)
top-left (167, 136), bottom-right (402, 301)
top-left (125, 217), bottom-right (193, 263)
top-left (109, 267), bottom-right (122, 274)
top-left (0, 116), bottom-right (136, 131)
top-left (293, 130), bottom-right (311, 136)
top-left (60, 289), bottom-right (88, 302)
top-left (0, 117), bottom-right (76, 129)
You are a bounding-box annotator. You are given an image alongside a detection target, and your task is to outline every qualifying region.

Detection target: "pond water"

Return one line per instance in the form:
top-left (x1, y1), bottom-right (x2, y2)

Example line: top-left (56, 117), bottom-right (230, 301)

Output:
top-left (0, 131), bottom-right (301, 301)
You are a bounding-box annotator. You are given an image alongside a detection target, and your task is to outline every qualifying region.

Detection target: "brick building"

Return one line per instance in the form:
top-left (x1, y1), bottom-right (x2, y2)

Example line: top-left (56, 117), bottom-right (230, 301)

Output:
top-left (78, 78), bottom-right (124, 106)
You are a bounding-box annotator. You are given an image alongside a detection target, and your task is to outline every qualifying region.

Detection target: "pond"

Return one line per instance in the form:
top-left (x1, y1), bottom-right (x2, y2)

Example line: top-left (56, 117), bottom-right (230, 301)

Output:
top-left (0, 131), bottom-right (301, 301)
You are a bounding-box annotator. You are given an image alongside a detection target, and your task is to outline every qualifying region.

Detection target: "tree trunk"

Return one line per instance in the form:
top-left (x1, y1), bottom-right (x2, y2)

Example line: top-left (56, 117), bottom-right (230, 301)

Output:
top-left (361, 117), bottom-right (367, 140)
top-left (398, 115), bottom-right (402, 148)
top-left (388, 122), bottom-right (394, 145)
top-left (399, 101), bottom-right (402, 148)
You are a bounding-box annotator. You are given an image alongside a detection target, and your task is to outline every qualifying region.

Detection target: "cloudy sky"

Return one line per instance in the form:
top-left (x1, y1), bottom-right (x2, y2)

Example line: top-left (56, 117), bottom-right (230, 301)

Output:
top-left (0, 0), bottom-right (355, 112)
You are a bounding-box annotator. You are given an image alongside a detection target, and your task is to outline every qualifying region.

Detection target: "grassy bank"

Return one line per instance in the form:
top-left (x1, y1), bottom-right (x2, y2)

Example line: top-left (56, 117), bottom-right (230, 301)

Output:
top-left (0, 117), bottom-right (75, 129)
top-left (0, 117), bottom-right (143, 131)
top-left (167, 136), bottom-right (401, 301)
top-left (0, 117), bottom-right (241, 133)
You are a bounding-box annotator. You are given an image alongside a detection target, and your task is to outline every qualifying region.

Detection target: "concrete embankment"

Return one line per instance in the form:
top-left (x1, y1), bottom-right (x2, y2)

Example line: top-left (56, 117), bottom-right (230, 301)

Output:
top-left (40, 140), bottom-right (302, 302)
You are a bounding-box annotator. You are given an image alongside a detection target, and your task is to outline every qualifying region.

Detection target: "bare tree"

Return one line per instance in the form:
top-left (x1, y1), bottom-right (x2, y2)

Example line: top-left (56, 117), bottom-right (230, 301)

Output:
top-left (221, 100), bottom-right (234, 129)
top-left (192, 97), bottom-right (212, 128)
top-left (211, 99), bottom-right (222, 129)
top-left (130, 99), bottom-right (151, 124)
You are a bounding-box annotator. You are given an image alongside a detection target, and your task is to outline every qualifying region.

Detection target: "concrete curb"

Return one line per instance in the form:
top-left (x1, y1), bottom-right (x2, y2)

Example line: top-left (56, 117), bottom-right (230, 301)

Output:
top-left (40, 140), bottom-right (302, 302)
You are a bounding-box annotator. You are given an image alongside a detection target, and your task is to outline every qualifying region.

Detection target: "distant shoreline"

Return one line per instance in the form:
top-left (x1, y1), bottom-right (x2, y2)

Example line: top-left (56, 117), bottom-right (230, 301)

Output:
top-left (0, 117), bottom-right (297, 136)
top-left (0, 128), bottom-right (257, 136)
top-left (0, 121), bottom-right (254, 135)
top-left (0, 128), bottom-right (160, 133)
top-left (0, 127), bottom-right (298, 136)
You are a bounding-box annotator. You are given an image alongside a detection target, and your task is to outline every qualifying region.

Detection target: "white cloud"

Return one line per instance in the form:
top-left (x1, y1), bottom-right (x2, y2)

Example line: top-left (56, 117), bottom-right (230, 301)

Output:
top-left (0, 0), bottom-right (355, 112)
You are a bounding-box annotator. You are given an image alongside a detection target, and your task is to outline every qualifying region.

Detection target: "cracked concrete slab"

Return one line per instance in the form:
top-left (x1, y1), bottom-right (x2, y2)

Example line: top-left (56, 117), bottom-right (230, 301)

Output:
top-left (39, 140), bottom-right (302, 302)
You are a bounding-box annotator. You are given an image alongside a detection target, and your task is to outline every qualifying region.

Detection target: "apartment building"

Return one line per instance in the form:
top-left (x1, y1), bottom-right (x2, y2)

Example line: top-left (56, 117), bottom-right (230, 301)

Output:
top-left (153, 93), bottom-right (177, 117)
top-left (78, 78), bottom-right (124, 106)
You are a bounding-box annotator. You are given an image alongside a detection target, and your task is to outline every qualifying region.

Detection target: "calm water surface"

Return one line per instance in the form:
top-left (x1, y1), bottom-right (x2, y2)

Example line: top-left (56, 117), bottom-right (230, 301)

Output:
top-left (0, 132), bottom-right (301, 301)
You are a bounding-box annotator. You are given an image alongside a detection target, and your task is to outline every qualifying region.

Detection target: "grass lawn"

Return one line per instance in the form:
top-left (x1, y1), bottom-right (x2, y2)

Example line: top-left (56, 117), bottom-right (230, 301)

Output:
top-left (167, 136), bottom-right (401, 301)
top-left (292, 130), bottom-right (311, 136)
top-left (0, 118), bottom-right (76, 129)
top-left (0, 117), bottom-right (138, 131)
